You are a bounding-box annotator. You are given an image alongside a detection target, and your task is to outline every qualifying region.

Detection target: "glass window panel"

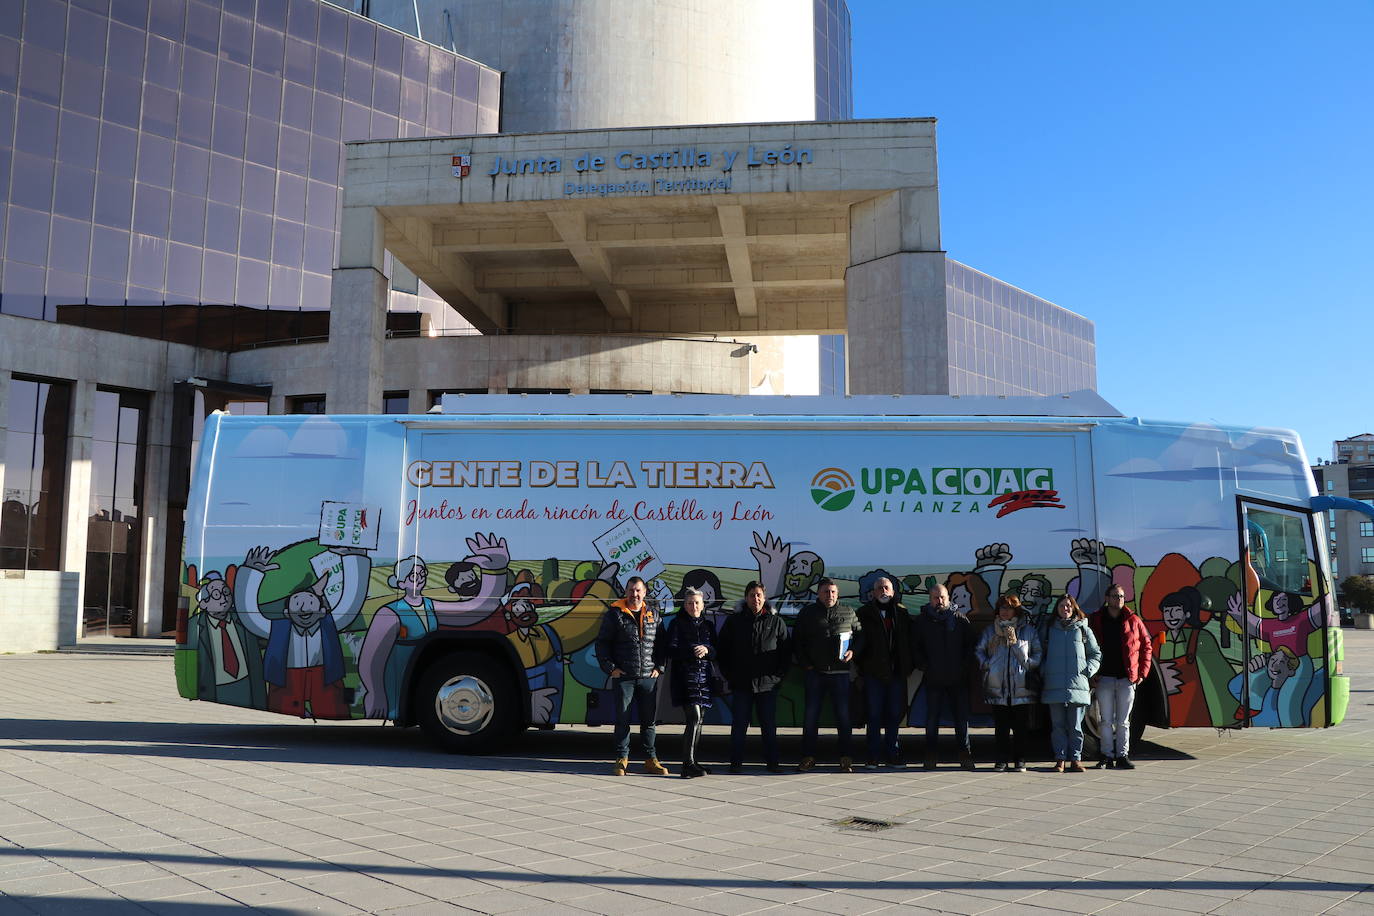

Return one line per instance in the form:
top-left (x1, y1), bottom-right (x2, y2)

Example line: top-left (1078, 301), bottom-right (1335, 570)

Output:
top-left (424, 89), bottom-right (450, 133)
top-left (53, 165), bottom-right (97, 220)
top-left (375, 29), bottom-right (401, 73)
top-left (303, 226), bottom-right (332, 272)
top-left (244, 116), bottom-right (278, 167)
top-left (137, 135), bottom-right (175, 188)
top-left (452, 97), bottom-right (476, 134)
top-left (221, 0), bottom-right (253, 17)
top-left (454, 60), bottom-right (478, 99)
top-left (400, 78), bottom-right (424, 123)
top-left (27, 0), bottom-right (69, 53)
top-left (110, 0), bottom-right (149, 29)
top-left (106, 24), bottom-right (146, 79)
top-left (301, 270), bottom-right (328, 308)
top-left (216, 61), bottom-right (249, 111)
top-left (271, 218), bottom-right (303, 265)
top-left (204, 201), bottom-right (239, 252)
top-left (126, 284), bottom-right (160, 306)
top-left (46, 268), bottom-right (87, 304)
top-left (0, 2), bottom-right (19, 39)
top-left (173, 143), bottom-right (209, 194)
top-left (206, 153), bottom-right (242, 204)
top-left (141, 84), bottom-right (178, 137)
top-left (98, 123), bottom-right (138, 178)
top-left (177, 95), bottom-right (212, 147)
top-left (370, 110), bottom-right (396, 138)
top-left (281, 80), bottom-right (311, 130)
top-left (278, 125), bottom-right (310, 175)
top-left (284, 37), bottom-right (316, 86)
top-left (92, 390), bottom-right (119, 443)
top-left (372, 68), bottom-right (399, 111)
top-left (253, 25), bottom-right (284, 77)
top-left (16, 100), bottom-right (59, 157)
top-left (340, 100), bottom-right (368, 141)
top-left (287, 0), bottom-right (317, 41)
top-left (315, 49), bottom-right (343, 91)
top-left (269, 263), bottom-right (300, 308)
top-left (93, 174), bottom-right (133, 227)
top-left (128, 233), bottom-right (166, 288)
top-left (166, 242), bottom-right (201, 295)
top-left (249, 70), bottom-right (282, 121)
top-left (347, 17), bottom-right (374, 63)
top-left (239, 210), bottom-right (271, 260)
top-left (257, 0), bottom-right (287, 31)
top-left (148, 0), bottom-right (185, 40)
top-left (427, 47), bottom-right (453, 92)
top-left (169, 192), bottom-right (205, 244)
top-left (19, 46), bottom-right (63, 106)
top-left (236, 256), bottom-right (268, 306)
top-left (0, 38), bottom-right (17, 93)
top-left (311, 90), bottom-right (341, 135)
top-left (5, 206), bottom-right (51, 266)
top-left (275, 170), bottom-right (305, 220)
top-left (210, 106), bottom-right (246, 157)
top-left (11, 153), bottom-right (55, 211)
top-left (101, 72), bottom-right (142, 128)
top-left (402, 39), bottom-right (428, 83)
top-left (1, 263), bottom-right (46, 318)
top-left (343, 57), bottom-right (370, 105)
top-left (133, 184), bottom-right (171, 237)
top-left (49, 217), bottom-right (93, 274)
top-left (57, 111), bottom-right (100, 170)
top-left (305, 179), bottom-right (335, 228)
top-left (382, 392), bottom-right (408, 414)
top-left (241, 161), bottom-right (274, 212)
top-left (184, 0), bottom-right (219, 53)
top-left (145, 35), bottom-right (182, 90)
top-left (317, 4), bottom-right (346, 52)
top-left (476, 105), bottom-right (497, 134)
top-left (90, 226), bottom-right (130, 281)
top-left (202, 248), bottom-right (234, 301)
top-left (218, 14), bottom-right (252, 66)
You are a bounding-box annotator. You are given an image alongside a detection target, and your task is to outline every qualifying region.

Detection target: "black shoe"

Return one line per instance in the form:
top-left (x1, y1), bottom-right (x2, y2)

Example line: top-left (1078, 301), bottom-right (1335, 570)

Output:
top-left (1013, 761), bottom-right (1027, 772)
top-left (1093, 757), bottom-right (1111, 769)
top-left (1115, 756), bottom-right (1135, 770)
top-left (958, 750), bottom-right (975, 771)
top-left (923, 753), bottom-right (937, 771)
top-left (680, 764), bottom-right (703, 779)
top-left (697, 764), bottom-right (713, 775)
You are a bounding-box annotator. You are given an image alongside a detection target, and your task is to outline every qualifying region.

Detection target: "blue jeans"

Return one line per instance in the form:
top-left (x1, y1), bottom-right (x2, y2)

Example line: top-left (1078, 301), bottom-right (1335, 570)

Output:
top-left (864, 676), bottom-right (907, 761)
top-left (612, 676), bottom-right (659, 760)
top-left (1048, 703), bottom-right (1086, 761)
top-left (802, 670), bottom-right (852, 758)
top-left (923, 682), bottom-right (970, 755)
top-left (729, 688), bottom-right (779, 766)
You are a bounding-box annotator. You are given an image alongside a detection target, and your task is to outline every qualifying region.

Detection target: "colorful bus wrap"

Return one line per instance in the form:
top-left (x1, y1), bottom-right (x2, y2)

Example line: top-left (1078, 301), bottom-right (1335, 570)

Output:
top-left (175, 396), bottom-right (1346, 752)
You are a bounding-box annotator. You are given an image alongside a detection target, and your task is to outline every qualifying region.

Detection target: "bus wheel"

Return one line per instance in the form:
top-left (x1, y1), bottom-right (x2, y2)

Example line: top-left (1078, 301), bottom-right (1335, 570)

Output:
top-left (416, 652), bottom-right (516, 753)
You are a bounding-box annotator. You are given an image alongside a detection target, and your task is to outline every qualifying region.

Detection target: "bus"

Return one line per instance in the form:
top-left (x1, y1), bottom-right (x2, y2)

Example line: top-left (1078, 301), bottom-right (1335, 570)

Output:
top-left (175, 394), bottom-right (1350, 752)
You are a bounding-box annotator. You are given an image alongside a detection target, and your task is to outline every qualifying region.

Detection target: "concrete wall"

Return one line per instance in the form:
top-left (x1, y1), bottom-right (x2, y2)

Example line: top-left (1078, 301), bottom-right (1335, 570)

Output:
top-left (0, 571), bottom-right (80, 653)
top-left (382, 0), bottom-right (819, 132)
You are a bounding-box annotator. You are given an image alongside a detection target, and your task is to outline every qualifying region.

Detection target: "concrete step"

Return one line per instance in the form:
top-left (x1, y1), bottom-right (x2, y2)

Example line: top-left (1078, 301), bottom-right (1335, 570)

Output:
top-left (58, 638), bottom-right (177, 657)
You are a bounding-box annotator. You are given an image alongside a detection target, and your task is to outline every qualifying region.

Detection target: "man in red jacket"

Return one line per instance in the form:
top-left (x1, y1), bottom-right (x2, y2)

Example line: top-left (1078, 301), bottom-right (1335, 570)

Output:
top-left (1088, 585), bottom-right (1153, 769)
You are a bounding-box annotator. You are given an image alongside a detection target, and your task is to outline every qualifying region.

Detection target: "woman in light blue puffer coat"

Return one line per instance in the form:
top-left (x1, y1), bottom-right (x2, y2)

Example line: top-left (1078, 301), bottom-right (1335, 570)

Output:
top-left (1039, 595), bottom-right (1101, 772)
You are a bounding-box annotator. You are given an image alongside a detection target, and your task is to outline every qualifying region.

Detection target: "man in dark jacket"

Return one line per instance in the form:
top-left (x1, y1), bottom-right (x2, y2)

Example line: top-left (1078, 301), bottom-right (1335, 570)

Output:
top-left (595, 576), bottom-right (669, 776)
top-left (717, 581), bottom-right (790, 773)
top-left (912, 583), bottom-right (976, 770)
top-left (853, 576), bottom-right (914, 767)
top-left (794, 578), bottom-right (858, 772)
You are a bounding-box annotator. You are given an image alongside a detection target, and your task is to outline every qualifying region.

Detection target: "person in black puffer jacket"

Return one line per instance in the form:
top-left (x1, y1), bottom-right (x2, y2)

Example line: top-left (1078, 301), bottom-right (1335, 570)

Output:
top-left (595, 576), bottom-right (668, 776)
top-left (659, 587), bottom-right (718, 778)
top-left (717, 581), bottom-right (790, 773)
top-left (794, 578), bottom-right (859, 772)
top-left (853, 576), bottom-right (915, 767)
top-left (912, 583), bottom-right (976, 770)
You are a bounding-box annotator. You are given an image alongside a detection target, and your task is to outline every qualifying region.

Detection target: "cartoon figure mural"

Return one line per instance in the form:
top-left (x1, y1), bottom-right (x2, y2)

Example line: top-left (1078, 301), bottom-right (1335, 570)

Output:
top-left (1225, 589), bottom-right (1329, 726)
top-left (1231, 648), bottom-right (1303, 727)
top-left (439, 533), bottom-right (514, 624)
top-left (469, 577), bottom-right (565, 726)
top-left (189, 571), bottom-right (265, 709)
top-left (233, 544), bottom-right (372, 719)
top-left (749, 530), bottom-right (825, 615)
top-left (1153, 586), bottom-right (1236, 727)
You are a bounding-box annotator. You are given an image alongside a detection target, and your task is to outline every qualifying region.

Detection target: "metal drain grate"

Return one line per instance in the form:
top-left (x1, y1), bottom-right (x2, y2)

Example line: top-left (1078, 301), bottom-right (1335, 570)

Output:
top-left (832, 816), bottom-right (896, 832)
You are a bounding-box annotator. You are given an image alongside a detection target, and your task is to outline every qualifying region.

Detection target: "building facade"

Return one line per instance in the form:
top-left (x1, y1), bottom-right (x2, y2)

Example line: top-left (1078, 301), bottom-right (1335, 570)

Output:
top-left (1313, 452), bottom-right (1374, 593)
top-left (0, 0), bottom-right (1098, 649)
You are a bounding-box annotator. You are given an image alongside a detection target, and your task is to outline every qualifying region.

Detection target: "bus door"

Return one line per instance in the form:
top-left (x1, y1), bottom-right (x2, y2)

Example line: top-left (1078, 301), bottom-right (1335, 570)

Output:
top-left (1236, 498), bottom-right (1337, 727)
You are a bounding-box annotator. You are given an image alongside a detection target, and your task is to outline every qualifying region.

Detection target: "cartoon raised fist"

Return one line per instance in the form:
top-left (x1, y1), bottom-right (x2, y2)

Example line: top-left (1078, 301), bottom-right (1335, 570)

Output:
top-left (464, 532), bottom-right (510, 569)
top-left (974, 543), bottom-right (1013, 568)
top-left (1069, 538), bottom-right (1108, 569)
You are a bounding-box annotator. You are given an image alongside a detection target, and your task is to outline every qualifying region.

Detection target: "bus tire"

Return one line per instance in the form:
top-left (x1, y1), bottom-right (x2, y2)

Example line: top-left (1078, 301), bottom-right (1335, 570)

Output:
top-left (415, 651), bottom-right (517, 754)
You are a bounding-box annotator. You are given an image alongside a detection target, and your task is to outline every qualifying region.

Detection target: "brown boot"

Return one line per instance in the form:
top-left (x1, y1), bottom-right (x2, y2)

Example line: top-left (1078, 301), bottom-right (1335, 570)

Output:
top-left (642, 758), bottom-right (669, 776)
top-left (1053, 760), bottom-right (1065, 773)
top-left (1067, 760), bottom-right (1085, 773)
top-left (613, 758), bottom-right (628, 776)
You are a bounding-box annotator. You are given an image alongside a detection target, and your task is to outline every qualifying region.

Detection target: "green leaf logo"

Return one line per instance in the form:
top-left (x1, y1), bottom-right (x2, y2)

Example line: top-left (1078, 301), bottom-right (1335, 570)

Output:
top-left (810, 468), bottom-right (856, 512)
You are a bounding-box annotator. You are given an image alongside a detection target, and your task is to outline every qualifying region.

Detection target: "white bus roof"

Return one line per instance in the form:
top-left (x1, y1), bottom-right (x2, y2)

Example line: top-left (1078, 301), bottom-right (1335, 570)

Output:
top-left (437, 390), bottom-right (1123, 418)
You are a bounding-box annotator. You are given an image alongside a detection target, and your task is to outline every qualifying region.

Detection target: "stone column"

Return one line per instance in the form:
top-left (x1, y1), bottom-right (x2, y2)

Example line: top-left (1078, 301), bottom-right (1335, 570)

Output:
top-left (138, 386), bottom-right (172, 637)
top-left (327, 206), bottom-right (389, 414)
top-left (845, 189), bottom-right (950, 395)
top-left (0, 368), bottom-right (10, 512)
top-left (63, 379), bottom-right (96, 637)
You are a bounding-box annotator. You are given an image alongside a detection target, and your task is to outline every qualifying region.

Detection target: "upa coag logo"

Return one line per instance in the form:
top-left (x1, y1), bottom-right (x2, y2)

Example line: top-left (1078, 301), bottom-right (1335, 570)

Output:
top-left (810, 468), bottom-right (856, 511)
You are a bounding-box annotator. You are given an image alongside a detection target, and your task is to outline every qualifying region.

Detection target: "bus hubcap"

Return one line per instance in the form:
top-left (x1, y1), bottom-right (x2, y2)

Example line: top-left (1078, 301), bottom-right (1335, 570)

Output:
top-left (434, 675), bottom-right (495, 735)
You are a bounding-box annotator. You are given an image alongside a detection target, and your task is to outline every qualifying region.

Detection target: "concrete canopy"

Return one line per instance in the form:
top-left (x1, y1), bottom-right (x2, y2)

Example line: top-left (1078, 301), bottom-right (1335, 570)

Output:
top-left (330, 119), bottom-right (948, 411)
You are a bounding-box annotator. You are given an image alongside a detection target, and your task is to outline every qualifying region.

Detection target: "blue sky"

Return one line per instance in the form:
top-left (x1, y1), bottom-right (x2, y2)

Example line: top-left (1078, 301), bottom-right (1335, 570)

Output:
top-left (849, 1), bottom-right (1373, 461)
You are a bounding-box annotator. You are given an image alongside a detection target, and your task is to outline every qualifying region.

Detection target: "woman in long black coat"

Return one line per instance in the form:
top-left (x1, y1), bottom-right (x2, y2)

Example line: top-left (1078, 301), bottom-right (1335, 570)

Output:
top-left (660, 587), bottom-right (717, 777)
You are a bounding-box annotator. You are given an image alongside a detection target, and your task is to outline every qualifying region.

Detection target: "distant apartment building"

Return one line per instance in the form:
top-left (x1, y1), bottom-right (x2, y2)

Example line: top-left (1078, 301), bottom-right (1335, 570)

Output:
top-left (1312, 441), bottom-right (1374, 594)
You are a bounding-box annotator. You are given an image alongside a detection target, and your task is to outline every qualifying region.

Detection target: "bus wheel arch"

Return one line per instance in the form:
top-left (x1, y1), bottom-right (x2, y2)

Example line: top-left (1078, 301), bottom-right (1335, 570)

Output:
top-left (412, 648), bottom-right (521, 753)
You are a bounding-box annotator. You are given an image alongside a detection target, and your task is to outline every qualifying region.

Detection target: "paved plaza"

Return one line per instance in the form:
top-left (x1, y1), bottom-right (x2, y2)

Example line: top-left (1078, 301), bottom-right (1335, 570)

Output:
top-left (3, 635), bottom-right (1374, 915)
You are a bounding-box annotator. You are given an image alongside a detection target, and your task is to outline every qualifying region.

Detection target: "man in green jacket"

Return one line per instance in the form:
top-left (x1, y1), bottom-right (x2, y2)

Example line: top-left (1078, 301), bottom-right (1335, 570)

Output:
top-left (794, 578), bottom-right (859, 772)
